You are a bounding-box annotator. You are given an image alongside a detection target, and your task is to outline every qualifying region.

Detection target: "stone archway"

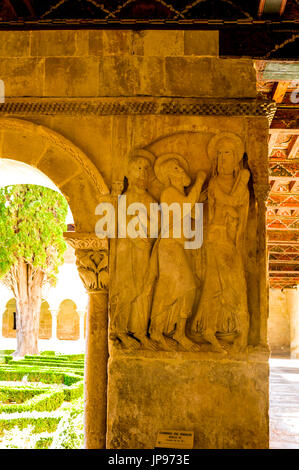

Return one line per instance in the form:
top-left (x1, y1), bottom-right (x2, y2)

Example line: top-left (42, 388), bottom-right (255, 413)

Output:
top-left (57, 299), bottom-right (80, 341)
top-left (2, 298), bottom-right (17, 338)
top-left (39, 301), bottom-right (52, 340)
top-left (0, 117), bottom-right (110, 449)
top-left (0, 117), bottom-right (109, 232)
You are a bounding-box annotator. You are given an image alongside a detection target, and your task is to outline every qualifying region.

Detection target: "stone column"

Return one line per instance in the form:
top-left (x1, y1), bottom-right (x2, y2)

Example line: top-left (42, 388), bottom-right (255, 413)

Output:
top-left (255, 183), bottom-right (271, 349)
top-left (0, 311), bottom-right (3, 338)
top-left (64, 233), bottom-right (108, 449)
top-left (287, 288), bottom-right (299, 358)
top-left (50, 309), bottom-right (58, 342)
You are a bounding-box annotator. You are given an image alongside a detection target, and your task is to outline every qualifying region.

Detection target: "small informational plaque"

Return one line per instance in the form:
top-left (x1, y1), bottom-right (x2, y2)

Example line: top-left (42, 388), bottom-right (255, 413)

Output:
top-left (155, 430), bottom-right (194, 449)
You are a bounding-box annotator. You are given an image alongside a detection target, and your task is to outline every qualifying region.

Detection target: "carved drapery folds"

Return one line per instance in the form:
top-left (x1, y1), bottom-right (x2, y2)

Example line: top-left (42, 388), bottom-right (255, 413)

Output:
top-left (109, 130), bottom-right (264, 355)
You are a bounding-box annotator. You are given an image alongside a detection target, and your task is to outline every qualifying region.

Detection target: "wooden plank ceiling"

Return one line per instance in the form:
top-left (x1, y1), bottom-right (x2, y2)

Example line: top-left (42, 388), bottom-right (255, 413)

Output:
top-left (255, 59), bottom-right (299, 289)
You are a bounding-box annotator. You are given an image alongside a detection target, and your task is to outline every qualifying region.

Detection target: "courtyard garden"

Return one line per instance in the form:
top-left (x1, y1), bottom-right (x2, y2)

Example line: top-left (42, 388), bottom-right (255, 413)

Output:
top-left (0, 350), bottom-right (84, 449)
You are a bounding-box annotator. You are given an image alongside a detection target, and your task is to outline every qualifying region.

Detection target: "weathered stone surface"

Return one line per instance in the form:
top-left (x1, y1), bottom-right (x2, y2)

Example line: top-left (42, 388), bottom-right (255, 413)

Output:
top-left (45, 57), bottom-right (98, 97)
top-left (0, 128), bottom-right (47, 165)
top-left (102, 30), bottom-right (134, 56)
top-left (184, 31), bottom-right (219, 56)
top-left (165, 58), bottom-right (256, 98)
top-left (137, 57), bottom-right (165, 96)
top-left (142, 30), bottom-right (184, 56)
top-left (0, 58), bottom-right (44, 96)
top-left (98, 56), bottom-right (139, 96)
top-left (31, 31), bottom-right (77, 56)
top-left (165, 57), bottom-right (213, 97)
top-left (107, 352), bottom-right (269, 449)
top-left (0, 31), bottom-right (30, 57)
top-left (37, 146), bottom-right (80, 186)
top-left (88, 30), bottom-right (104, 56)
top-left (212, 59), bottom-right (257, 98)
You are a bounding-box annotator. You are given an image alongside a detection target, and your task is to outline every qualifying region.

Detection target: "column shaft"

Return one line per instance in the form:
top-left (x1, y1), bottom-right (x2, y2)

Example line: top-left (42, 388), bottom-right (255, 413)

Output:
top-left (84, 292), bottom-right (108, 449)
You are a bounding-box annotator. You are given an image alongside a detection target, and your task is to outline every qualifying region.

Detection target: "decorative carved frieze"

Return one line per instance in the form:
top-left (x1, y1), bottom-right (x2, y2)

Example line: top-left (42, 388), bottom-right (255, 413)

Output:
top-left (0, 98), bottom-right (276, 122)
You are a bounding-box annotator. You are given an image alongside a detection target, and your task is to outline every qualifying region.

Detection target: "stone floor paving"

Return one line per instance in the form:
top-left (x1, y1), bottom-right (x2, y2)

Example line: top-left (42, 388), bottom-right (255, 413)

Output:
top-left (270, 358), bottom-right (299, 449)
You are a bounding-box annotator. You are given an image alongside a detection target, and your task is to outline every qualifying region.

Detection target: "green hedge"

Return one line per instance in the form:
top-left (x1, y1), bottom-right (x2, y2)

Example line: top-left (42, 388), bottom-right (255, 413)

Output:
top-left (0, 352), bottom-right (84, 448)
top-left (35, 435), bottom-right (54, 449)
top-left (0, 412), bottom-right (62, 434)
top-left (0, 367), bottom-right (82, 385)
top-left (25, 355), bottom-right (69, 362)
top-left (63, 381), bottom-right (83, 402)
top-left (15, 359), bottom-right (84, 369)
top-left (0, 389), bottom-right (65, 414)
top-left (0, 386), bottom-right (47, 404)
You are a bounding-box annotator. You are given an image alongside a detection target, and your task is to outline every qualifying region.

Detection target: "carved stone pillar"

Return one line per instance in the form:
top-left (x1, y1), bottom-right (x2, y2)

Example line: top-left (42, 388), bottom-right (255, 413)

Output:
top-left (64, 232), bottom-right (108, 449)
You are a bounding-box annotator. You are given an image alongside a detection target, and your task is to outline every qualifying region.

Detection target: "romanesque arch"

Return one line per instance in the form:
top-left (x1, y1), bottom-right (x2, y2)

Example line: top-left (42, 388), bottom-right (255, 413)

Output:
top-left (0, 117), bottom-right (109, 232)
top-left (2, 298), bottom-right (16, 338)
top-left (39, 301), bottom-right (52, 340)
top-left (57, 299), bottom-right (79, 341)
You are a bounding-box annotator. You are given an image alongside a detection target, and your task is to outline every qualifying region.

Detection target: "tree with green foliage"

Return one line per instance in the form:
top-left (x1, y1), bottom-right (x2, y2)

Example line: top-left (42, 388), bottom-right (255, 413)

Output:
top-left (0, 185), bottom-right (68, 357)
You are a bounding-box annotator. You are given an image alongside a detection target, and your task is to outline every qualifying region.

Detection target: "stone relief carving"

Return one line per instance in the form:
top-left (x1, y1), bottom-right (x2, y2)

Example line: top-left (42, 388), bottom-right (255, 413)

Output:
top-left (110, 150), bottom-right (159, 350)
top-left (110, 131), bottom-right (252, 354)
top-left (190, 133), bottom-right (250, 353)
top-left (149, 154), bottom-right (206, 352)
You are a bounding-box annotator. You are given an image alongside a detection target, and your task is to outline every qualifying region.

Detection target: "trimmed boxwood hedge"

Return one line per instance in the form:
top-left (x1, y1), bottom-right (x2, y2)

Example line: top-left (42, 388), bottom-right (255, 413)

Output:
top-left (0, 412), bottom-right (62, 434)
top-left (63, 381), bottom-right (83, 402)
top-left (0, 367), bottom-right (82, 385)
top-left (14, 359), bottom-right (84, 369)
top-left (0, 389), bottom-right (65, 414)
top-left (35, 435), bottom-right (54, 449)
top-left (0, 352), bottom-right (84, 447)
top-left (0, 386), bottom-right (47, 404)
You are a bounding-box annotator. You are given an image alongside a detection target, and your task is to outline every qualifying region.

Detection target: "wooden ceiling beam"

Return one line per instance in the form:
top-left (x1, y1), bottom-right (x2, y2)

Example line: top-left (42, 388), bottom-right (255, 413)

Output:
top-left (269, 128), bottom-right (299, 135)
top-left (268, 133), bottom-right (278, 154)
top-left (271, 81), bottom-right (290, 103)
top-left (288, 135), bottom-right (299, 158)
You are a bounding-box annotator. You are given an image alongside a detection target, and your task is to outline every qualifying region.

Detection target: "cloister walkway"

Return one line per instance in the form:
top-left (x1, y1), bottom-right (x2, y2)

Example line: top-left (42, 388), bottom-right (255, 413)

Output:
top-left (270, 358), bottom-right (299, 449)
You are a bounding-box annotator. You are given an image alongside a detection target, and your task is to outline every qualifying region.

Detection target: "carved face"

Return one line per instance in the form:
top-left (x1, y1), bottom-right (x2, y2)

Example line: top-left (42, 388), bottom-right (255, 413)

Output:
top-left (129, 157), bottom-right (151, 189)
top-left (167, 159), bottom-right (191, 187)
top-left (217, 140), bottom-right (236, 175)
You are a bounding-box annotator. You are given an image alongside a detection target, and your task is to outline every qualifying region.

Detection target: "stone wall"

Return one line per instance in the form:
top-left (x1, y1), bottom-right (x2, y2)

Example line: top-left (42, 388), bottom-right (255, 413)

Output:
top-left (268, 288), bottom-right (299, 358)
top-left (0, 30), bottom-right (256, 100)
top-left (268, 289), bottom-right (290, 355)
top-left (57, 299), bottom-right (80, 341)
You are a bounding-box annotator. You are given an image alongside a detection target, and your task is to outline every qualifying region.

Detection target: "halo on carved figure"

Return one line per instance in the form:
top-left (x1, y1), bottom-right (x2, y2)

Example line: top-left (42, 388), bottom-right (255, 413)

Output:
top-left (154, 153), bottom-right (190, 186)
top-left (207, 132), bottom-right (245, 165)
top-left (128, 148), bottom-right (156, 167)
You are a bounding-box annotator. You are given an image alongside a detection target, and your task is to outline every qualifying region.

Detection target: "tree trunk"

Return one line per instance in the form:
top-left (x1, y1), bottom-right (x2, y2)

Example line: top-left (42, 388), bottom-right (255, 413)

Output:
top-left (12, 261), bottom-right (44, 358)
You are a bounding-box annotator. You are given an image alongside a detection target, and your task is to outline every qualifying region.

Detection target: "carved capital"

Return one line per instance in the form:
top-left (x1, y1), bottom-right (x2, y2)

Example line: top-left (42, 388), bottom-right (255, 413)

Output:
top-left (64, 232), bottom-right (108, 251)
top-left (64, 233), bottom-right (109, 293)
